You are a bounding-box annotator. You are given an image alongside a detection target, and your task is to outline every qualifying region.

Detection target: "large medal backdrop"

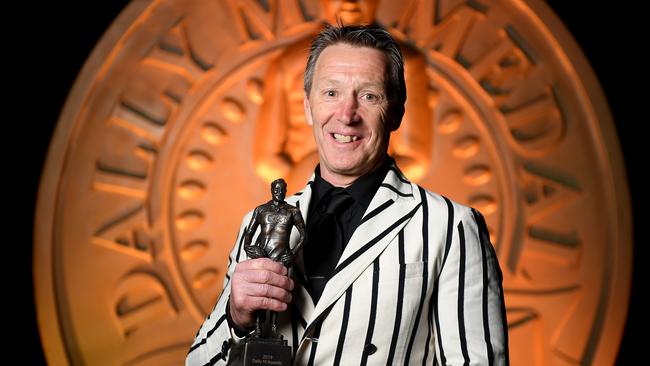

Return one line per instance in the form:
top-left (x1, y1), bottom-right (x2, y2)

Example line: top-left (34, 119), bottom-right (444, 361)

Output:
top-left (34, 1), bottom-right (632, 365)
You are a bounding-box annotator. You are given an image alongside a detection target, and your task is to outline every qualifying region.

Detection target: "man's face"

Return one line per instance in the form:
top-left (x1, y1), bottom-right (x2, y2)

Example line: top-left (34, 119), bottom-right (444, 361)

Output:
top-left (304, 43), bottom-right (390, 185)
top-left (271, 182), bottom-right (286, 201)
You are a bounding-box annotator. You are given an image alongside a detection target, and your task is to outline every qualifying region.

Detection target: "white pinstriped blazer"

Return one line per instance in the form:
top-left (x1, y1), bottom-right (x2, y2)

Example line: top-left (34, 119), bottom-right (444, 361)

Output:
top-left (186, 163), bottom-right (508, 365)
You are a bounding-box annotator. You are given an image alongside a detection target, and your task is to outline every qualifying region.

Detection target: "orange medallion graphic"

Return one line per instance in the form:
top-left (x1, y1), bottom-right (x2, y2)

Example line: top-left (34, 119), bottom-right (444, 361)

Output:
top-left (34, 1), bottom-right (632, 365)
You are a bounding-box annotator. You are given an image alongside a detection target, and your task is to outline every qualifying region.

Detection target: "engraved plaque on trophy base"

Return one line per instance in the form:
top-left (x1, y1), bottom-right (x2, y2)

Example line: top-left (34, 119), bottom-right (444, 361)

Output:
top-left (243, 337), bottom-right (291, 366)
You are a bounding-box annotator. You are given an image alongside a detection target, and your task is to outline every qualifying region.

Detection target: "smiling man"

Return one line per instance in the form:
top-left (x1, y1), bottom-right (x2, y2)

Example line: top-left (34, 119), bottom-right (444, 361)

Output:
top-left (187, 24), bottom-right (509, 365)
top-left (305, 43), bottom-right (391, 187)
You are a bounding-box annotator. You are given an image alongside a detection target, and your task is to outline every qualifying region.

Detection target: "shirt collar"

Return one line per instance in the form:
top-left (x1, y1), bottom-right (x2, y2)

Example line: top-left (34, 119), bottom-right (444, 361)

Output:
top-left (310, 155), bottom-right (393, 214)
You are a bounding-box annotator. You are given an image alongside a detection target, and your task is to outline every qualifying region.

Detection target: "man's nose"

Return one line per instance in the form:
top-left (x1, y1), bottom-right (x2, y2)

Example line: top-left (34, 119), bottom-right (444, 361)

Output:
top-left (338, 94), bottom-right (359, 124)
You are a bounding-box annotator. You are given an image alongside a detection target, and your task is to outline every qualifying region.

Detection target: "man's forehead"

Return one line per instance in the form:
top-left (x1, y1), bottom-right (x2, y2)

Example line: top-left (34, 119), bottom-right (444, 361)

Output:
top-left (313, 44), bottom-right (388, 82)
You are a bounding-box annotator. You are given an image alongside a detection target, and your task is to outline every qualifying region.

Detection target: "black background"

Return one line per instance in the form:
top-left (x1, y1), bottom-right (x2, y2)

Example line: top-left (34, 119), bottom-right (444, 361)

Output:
top-left (13, 2), bottom-right (644, 364)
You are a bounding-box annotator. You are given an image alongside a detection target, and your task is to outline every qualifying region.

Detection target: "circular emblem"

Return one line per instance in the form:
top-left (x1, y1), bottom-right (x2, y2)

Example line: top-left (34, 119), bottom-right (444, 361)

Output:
top-left (34, 0), bottom-right (632, 364)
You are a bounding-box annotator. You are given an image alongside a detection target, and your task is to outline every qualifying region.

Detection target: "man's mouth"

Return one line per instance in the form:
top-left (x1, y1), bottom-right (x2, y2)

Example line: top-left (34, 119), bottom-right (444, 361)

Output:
top-left (332, 133), bottom-right (359, 143)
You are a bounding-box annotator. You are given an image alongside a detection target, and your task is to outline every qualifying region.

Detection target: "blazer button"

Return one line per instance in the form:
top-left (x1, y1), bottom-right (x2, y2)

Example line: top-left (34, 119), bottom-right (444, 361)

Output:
top-left (364, 343), bottom-right (377, 355)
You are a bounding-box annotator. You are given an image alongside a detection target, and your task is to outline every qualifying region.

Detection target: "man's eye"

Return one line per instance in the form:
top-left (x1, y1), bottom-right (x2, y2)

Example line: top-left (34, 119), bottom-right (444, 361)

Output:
top-left (326, 90), bottom-right (337, 97)
top-left (363, 93), bottom-right (377, 101)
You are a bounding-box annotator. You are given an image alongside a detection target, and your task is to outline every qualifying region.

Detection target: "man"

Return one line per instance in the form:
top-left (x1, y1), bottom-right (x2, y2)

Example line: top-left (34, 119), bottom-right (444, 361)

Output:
top-left (242, 178), bottom-right (305, 337)
top-left (187, 24), bottom-right (508, 365)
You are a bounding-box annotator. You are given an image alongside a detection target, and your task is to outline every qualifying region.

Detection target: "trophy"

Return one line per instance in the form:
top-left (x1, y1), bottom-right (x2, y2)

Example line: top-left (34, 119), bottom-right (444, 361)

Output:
top-left (227, 178), bottom-right (306, 366)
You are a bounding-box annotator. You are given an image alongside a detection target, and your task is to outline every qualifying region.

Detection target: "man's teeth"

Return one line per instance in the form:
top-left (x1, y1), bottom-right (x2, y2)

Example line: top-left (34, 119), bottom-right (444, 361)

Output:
top-left (333, 133), bottom-right (359, 143)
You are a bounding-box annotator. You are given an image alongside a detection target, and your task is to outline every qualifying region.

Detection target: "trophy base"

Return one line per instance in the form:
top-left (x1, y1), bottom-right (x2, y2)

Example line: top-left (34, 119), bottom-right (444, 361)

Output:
top-left (243, 337), bottom-right (292, 366)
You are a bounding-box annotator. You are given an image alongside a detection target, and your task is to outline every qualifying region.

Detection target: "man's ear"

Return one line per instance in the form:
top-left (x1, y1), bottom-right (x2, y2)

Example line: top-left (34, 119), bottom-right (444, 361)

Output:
top-left (304, 95), bottom-right (313, 126)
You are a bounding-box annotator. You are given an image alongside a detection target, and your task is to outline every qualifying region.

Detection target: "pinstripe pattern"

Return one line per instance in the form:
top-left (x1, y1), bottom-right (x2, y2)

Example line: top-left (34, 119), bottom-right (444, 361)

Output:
top-left (457, 222), bottom-right (470, 365)
top-left (306, 320), bottom-right (322, 366)
top-left (185, 163), bottom-right (508, 366)
top-left (188, 314), bottom-right (227, 354)
top-left (359, 258), bottom-right (380, 366)
top-left (404, 189), bottom-right (430, 365)
top-left (472, 208), bottom-right (509, 366)
top-left (380, 183), bottom-right (414, 197)
top-left (418, 186), bottom-right (432, 366)
top-left (333, 286), bottom-right (353, 366)
top-left (359, 199), bottom-right (394, 225)
top-left (431, 197), bottom-right (454, 366)
top-left (476, 211), bottom-right (495, 366)
top-left (386, 229), bottom-right (405, 364)
top-left (435, 196), bottom-right (454, 365)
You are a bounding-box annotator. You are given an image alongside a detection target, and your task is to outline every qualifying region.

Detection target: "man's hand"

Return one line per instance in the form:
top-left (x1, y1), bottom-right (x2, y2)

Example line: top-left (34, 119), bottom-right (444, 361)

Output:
top-left (230, 258), bottom-right (295, 329)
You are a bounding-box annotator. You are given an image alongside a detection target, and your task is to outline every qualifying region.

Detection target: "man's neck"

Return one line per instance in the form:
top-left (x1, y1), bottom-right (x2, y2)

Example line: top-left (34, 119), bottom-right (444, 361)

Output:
top-left (319, 173), bottom-right (354, 188)
top-left (320, 155), bottom-right (388, 188)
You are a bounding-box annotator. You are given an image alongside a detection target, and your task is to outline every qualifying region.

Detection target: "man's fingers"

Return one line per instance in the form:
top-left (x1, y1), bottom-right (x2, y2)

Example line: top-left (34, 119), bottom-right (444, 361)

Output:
top-left (241, 269), bottom-right (294, 290)
top-left (252, 296), bottom-right (288, 312)
top-left (243, 258), bottom-right (288, 275)
top-left (234, 259), bottom-right (293, 290)
top-left (232, 293), bottom-right (288, 313)
top-left (245, 283), bottom-right (293, 303)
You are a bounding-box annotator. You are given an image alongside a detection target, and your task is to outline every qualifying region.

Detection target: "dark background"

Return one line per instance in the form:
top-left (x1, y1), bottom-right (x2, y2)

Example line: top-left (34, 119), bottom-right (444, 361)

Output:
top-left (14, 2), bottom-right (644, 364)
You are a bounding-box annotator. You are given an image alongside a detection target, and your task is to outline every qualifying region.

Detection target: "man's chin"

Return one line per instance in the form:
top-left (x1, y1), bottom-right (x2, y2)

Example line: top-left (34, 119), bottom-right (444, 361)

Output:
top-left (324, 163), bottom-right (371, 179)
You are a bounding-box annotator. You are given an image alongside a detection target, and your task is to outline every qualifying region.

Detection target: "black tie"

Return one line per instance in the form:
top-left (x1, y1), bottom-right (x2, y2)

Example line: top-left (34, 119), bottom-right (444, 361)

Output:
top-left (304, 188), bottom-right (354, 303)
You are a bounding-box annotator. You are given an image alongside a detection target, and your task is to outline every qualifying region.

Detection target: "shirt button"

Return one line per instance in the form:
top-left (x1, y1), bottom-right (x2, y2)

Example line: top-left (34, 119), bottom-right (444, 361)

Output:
top-left (364, 343), bottom-right (377, 355)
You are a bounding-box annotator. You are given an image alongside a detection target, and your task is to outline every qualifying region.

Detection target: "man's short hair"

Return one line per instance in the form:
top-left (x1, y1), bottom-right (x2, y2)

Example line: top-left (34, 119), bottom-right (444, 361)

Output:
top-left (303, 23), bottom-right (406, 131)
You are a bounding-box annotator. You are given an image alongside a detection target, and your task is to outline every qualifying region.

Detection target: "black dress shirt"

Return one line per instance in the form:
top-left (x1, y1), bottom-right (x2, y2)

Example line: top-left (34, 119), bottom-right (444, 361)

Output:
top-left (303, 156), bottom-right (392, 303)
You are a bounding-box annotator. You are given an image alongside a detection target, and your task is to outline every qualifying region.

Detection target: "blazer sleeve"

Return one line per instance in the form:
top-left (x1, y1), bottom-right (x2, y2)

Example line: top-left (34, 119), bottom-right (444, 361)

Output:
top-left (433, 206), bottom-right (509, 365)
top-left (185, 211), bottom-right (252, 366)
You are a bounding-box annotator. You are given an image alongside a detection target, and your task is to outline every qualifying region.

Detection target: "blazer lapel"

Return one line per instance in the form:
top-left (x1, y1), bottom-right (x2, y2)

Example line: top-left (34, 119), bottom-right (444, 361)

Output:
top-left (285, 177), bottom-right (316, 327)
top-left (306, 165), bottom-right (422, 329)
top-left (287, 178), bottom-right (313, 253)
